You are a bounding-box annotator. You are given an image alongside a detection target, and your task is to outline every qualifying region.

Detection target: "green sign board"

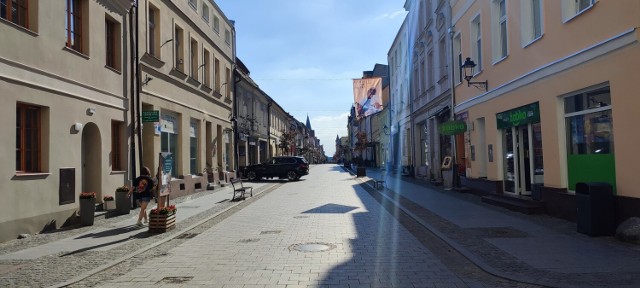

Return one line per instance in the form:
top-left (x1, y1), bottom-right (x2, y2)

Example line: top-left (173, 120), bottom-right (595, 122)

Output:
top-left (496, 102), bottom-right (540, 129)
top-left (142, 110), bottom-right (159, 123)
top-left (439, 120), bottom-right (467, 135)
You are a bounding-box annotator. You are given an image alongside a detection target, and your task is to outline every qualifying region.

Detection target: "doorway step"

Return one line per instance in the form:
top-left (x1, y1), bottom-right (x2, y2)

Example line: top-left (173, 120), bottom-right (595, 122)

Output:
top-left (481, 194), bottom-right (546, 215)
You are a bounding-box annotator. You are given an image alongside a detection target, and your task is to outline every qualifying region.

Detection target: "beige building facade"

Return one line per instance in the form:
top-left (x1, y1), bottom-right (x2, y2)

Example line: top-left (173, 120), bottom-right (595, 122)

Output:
top-left (137, 0), bottom-right (236, 193)
top-left (452, 0), bottom-right (640, 221)
top-left (0, 0), bottom-right (132, 242)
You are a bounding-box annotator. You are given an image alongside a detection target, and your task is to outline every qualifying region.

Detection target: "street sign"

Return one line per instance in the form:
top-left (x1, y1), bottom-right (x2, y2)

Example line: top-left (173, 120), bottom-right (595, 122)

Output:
top-left (142, 110), bottom-right (159, 123)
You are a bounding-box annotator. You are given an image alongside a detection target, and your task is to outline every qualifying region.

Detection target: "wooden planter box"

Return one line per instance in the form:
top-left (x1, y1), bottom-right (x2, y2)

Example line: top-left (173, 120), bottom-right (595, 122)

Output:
top-left (148, 213), bottom-right (176, 233)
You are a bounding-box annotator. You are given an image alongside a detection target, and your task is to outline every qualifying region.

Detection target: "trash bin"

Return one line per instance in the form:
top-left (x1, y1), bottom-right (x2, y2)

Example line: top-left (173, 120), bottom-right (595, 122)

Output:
top-left (531, 183), bottom-right (543, 201)
top-left (576, 182), bottom-right (615, 236)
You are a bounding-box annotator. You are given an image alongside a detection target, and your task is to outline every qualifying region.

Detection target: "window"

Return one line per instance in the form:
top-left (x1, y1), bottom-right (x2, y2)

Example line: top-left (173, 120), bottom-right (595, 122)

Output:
top-left (427, 50), bottom-right (434, 89)
top-left (66, 0), bottom-right (85, 53)
top-left (174, 25), bottom-right (184, 72)
top-left (419, 59), bottom-right (425, 94)
top-left (188, 0), bottom-right (196, 11)
top-left (470, 15), bottom-right (482, 72)
top-left (225, 67), bottom-right (231, 99)
top-left (16, 103), bottom-right (41, 173)
top-left (565, 86), bottom-right (613, 155)
top-left (492, 0), bottom-right (508, 61)
top-left (1, 0), bottom-right (28, 28)
top-left (190, 120), bottom-right (199, 175)
top-left (213, 15), bottom-right (219, 33)
top-left (438, 36), bottom-right (447, 79)
top-left (521, 0), bottom-right (543, 45)
top-left (214, 57), bottom-right (220, 92)
top-left (453, 33), bottom-right (462, 84)
top-left (532, 0), bottom-right (542, 39)
top-left (575, 0), bottom-right (593, 13)
top-left (148, 4), bottom-right (159, 56)
top-left (561, 0), bottom-right (595, 21)
top-left (111, 121), bottom-right (123, 171)
top-left (190, 38), bottom-right (198, 80)
top-left (203, 49), bottom-right (210, 87)
top-left (202, 3), bottom-right (209, 23)
top-left (105, 18), bottom-right (120, 70)
top-left (224, 29), bottom-right (230, 45)
top-left (161, 113), bottom-right (179, 177)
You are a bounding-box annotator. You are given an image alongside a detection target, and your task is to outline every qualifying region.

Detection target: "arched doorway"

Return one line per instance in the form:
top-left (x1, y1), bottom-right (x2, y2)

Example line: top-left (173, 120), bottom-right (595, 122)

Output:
top-left (82, 122), bottom-right (102, 199)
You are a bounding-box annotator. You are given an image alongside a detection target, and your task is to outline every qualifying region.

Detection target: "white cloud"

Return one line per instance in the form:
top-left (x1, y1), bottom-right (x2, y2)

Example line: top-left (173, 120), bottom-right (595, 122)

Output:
top-left (374, 9), bottom-right (407, 21)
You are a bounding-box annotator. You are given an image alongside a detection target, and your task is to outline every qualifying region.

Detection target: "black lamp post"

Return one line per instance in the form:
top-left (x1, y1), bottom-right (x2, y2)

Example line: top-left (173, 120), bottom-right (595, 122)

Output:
top-left (461, 57), bottom-right (488, 91)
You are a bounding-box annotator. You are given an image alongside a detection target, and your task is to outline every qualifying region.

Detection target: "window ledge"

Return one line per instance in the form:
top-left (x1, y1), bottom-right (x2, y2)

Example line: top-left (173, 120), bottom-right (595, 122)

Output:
top-left (492, 55), bottom-right (508, 66)
top-left (563, 3), bottom-right (597, 23)
top-left (105, 65), bottom-right (122, 74)
top-left (14, 172), bottom-right (51, 178)
top-left (0, 18), bottom-right (38, 36)
top-left (63, 46), bottom-right (90, 59)
top-left (141, 52), bottom-right (165, 68)
top-left (523, 34), bottom-right (544, 49)
top-left (200, 85), bottom-right (213, 93)
top-left (110, 170), bottom-right (127, 175)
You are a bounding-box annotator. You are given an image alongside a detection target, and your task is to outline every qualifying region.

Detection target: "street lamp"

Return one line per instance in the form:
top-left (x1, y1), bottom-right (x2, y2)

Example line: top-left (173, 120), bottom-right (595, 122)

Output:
top-left (383, 125), bottom-right (390, 136)
top-left (461, 57), bottom-right (488, 91)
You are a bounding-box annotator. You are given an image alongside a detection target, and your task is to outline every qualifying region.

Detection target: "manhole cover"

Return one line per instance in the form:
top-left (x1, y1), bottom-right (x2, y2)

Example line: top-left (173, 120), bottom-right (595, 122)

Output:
top-left (158, 276), bottom-right (193, 284)
top-left (175, 233), bottom-right (199, 239)
top-left (289, 242), bottom-right (336, 252)
top-left (260, 230), bottom-right (282, 235)
top-left (238, 238), bottom-right (260, 243)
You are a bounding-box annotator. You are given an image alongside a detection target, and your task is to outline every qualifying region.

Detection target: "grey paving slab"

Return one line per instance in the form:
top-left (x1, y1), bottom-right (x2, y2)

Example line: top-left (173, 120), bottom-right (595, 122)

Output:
top-left (0, 182), bottom-right (268, 260)
top-left (363, 167), bottom-right (640, 287)
top-left (99, 165), bottom-right (469, 288)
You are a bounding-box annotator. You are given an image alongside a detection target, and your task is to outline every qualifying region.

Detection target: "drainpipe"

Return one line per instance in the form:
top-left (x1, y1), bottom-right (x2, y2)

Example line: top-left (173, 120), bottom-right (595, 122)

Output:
top-left (128, 5), bottom-right (137, 182)
top-left (448, 22), bottom-right (458, 188)
top-left (134, 3), bottom-right (143, 174)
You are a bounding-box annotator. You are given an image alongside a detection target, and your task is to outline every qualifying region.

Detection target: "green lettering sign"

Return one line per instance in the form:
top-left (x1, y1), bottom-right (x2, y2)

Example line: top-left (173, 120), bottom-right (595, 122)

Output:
top-left (142, 110), bottom-right (160, 123)
top-left (496, 102), bottom-right (540, 129)
top-left (439, 120), bottom-right (467, 135)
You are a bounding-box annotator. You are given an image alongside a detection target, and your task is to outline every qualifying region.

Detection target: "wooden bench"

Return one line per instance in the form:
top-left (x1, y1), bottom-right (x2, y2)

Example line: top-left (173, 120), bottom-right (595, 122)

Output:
top-left (230, 178), bottom-right (253, 200)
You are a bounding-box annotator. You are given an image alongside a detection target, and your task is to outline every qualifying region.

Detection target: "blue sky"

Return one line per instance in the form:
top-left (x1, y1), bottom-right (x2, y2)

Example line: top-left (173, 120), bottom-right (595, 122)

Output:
top-left (216, 0), bottom-right (407, 157)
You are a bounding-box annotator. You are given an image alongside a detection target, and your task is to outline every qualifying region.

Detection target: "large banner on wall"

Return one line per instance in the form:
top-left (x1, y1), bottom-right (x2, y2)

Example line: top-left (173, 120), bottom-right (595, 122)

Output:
top-left (353, 77), bottom-right (383, 119)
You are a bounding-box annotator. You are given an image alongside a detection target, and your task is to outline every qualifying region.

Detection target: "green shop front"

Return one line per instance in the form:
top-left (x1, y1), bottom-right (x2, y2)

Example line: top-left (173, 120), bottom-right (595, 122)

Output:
top-left (496, 102), bottom-right (544, 197)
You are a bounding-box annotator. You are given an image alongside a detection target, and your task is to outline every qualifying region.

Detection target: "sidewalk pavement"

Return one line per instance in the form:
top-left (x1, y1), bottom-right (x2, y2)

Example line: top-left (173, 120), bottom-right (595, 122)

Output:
top-left (0, 181), bottom-right (271, 261)
top-left (354, 165), bottom-right (640, 288)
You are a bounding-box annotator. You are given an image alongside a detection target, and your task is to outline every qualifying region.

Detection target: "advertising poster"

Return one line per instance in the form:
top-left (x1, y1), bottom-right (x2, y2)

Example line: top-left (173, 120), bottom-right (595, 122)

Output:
top-left (353, 77), bottom-right (383, 119)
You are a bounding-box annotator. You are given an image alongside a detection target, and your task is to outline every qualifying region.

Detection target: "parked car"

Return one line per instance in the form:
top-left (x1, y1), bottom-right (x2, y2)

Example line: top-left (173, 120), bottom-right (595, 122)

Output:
top-left (243, 156), bottom-right (309, 181)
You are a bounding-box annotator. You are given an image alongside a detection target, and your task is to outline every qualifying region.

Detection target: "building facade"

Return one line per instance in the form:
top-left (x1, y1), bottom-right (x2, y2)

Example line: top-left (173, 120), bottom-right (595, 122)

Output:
top-left (405, 0), bottom-right (455, 183)
top-left (451, 0), bottom-right (640, 221)
top-left (1, 0), bottom-right (132, 242)
top-left (137, 0), bottom-right (236, 193)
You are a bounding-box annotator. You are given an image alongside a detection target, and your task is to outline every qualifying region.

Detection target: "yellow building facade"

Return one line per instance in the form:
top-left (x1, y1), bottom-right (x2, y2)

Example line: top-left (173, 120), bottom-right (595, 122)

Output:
top-left (452, 0), bottom-right (640, 221)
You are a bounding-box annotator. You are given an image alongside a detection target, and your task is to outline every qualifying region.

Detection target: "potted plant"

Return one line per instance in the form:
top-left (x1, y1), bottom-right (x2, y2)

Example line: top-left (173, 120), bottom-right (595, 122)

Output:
top-left (115, 185), bottom-right (131, 215)
top-left (103, 195), bottom-right (115, 210)
top-left (148, 204), bottom-right (177, 233)
top-left (79, 192), bottom-right (96, 226)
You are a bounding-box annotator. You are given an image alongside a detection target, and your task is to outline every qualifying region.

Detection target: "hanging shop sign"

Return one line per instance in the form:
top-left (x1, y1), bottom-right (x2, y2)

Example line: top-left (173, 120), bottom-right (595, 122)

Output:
top-left (142, 110), bottom-right (159, 123)
top-left (439, 120), bottom-right (467, 135)
top-left (496, 102), bottom-right (540, 129)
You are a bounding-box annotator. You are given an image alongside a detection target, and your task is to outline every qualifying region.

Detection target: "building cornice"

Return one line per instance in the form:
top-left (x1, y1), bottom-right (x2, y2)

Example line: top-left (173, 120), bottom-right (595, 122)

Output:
top-left (456, 28), bottom-right (638, 112)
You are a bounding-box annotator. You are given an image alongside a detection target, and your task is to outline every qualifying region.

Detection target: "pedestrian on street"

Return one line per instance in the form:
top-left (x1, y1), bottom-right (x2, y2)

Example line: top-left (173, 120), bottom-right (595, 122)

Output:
top-left (127, 166), bottom-right (155, 226)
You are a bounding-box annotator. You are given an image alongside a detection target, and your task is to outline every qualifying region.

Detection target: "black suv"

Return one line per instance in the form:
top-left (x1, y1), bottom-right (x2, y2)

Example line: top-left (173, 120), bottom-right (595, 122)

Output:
top-left (243, 156), bottom-right (309, 181)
